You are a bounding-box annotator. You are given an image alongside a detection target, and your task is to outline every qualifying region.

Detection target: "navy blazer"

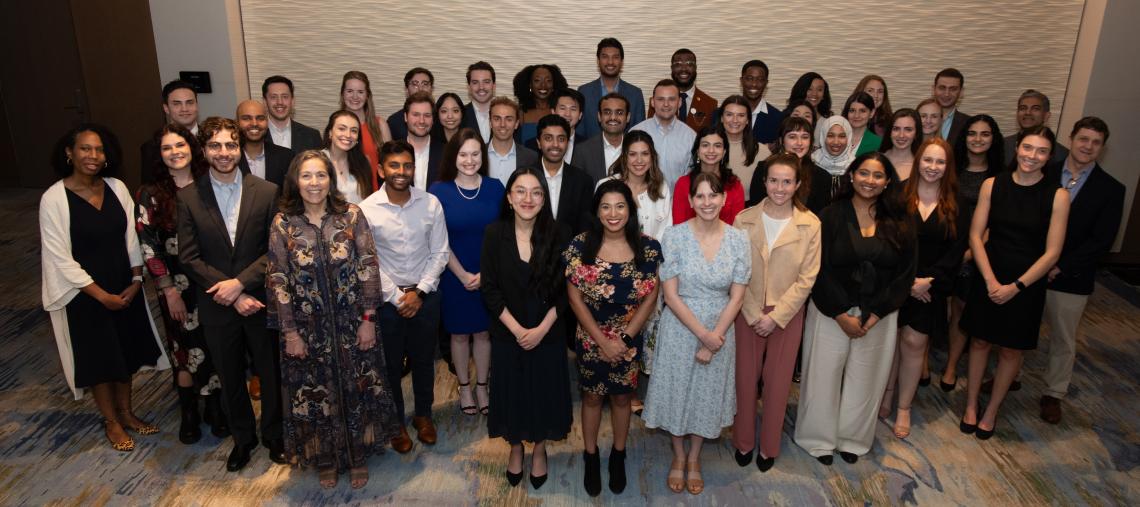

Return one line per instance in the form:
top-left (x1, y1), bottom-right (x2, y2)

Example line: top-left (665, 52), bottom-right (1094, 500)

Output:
top-left (238, 142), bottom-right (294, 189)
top-left (576, 78), bottom-right (646, 140)
top-left (266, 120), bottom-right (323, 153)
top-left (386, 110), bottom-right (407, 140)
top-left (1046, 163), bottom-right (1125, 295)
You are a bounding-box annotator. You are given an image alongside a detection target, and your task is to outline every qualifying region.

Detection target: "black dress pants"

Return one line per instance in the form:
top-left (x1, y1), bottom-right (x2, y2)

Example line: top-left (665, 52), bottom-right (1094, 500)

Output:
top-left (204, 312), bottom-right (282, 446)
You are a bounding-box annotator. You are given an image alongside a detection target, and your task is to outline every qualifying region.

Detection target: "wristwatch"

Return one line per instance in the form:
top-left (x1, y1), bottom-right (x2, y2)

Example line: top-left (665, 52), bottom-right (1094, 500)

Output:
top-left (1014, 280), bottom-right (1026, 291)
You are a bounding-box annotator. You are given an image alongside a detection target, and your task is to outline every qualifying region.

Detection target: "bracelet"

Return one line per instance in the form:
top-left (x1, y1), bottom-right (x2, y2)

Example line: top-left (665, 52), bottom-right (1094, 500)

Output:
top-left (132, 275), bottom-right (144, 283)
top-left (362, 313), bottom-right (377, 322)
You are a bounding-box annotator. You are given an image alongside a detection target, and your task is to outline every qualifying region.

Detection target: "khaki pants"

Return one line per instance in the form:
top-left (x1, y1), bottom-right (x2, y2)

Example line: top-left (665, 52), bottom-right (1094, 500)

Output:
top-left (1041, 289), bottom-right (1088, 399)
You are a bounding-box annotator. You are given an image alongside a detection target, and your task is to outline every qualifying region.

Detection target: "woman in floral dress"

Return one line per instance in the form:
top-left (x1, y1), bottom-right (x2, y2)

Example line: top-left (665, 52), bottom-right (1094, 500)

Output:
top-left (565, 179), bottom-right (661, 497)
top-left (135, 123), bottom-right (224, 444)
top-left (266, 151), bottom-right (401, 490)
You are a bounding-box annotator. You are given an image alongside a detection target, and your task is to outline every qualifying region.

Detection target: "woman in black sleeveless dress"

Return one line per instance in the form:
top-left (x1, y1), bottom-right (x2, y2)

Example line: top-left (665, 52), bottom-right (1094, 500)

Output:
top-left (959, 126), bottom-right (1069, 440)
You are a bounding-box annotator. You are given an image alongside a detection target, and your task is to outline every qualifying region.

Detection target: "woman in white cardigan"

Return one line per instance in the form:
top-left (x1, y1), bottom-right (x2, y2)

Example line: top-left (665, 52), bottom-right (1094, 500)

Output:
top-left (40, 124), bottom-right (168, 452)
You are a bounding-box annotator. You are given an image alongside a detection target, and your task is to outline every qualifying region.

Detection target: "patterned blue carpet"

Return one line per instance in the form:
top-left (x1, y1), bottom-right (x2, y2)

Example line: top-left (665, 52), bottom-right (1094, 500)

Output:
top-left (1, 188), bottom-right (1137, 506)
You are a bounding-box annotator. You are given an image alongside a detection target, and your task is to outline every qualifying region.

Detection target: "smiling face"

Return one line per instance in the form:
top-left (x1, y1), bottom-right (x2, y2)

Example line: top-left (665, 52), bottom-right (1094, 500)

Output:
top-left (918, 103), bottom-right (943, 136)
top-left (846, 100), bottom-right (871, 129)
top-left (651, 84), bottom-right (680, 121)
top-left (599, 97), bottom-right (628, 136)
top-left (671, 52), bottom-right (697, 89)
top-left (625, 140), bottom-right (652, 179)
top-left (438, 96), bottom-right (463, 133)
top-left (965, 120), bottom-right (993, 156)
top-left (597, 191), bottom-right (630, 234)
top-left (689, 180), bottom-right (725, 222)
top-left (554, 96), bottom-right (582, 129)
top-left (789, 104), bottom-right (815, 125)
top-left (342, 78), bottom-right (368, 113)
top-left (531, 67), bottom-right (553, 102)
top-left (467, 69), bottom-right (495, 105)
top-left (203, 129), bottom-right (240, 174)
top-left (740, 65), bottom-right (768, 101)
top-left (1016, 96), bottom-right (1049, 130)
top-left (380, 151), bottom-right (415, 192)
top-left (765, 162), bottom-right (800, 207)
top-left (1016, 134), bottom-right (1051, 173)
top-left (508, 173), bottom-right (545, 221)
top-left (490, 103), bottom-right (519, 142)
top-left (863, 79), bottom-right (885, 109)
top-left (890, 117), bottom-right (917, 151)
top-left (329, 114), bottom-right (360, 152)
top-left (697, 134), bottom-right (725, 169)
top-left (237, 101), bottom-right (268, 143)
top-left (297, 158), bottom-right (330, 207)
top-left (1068, 128), bottom-right (1105, 167)
top-left (264, 83), bottom-right (294, 122)
top-left (917, 144), bottom-right (948, 184)
top-left (66, 130), bottom-right (106, 177)
top-left (933, 76), bottom-right (962, 109)
top-left (851, 158), bottom-right (888, 201)
top-left (406, 72), bottom-right (433, 97)
top-left (825, 124), bottom-right (848, 156)
top-left (598, 47), bottom-right (623, 78)
top-left (163, 88), bottom-right (199, 129)
top-left (405, 101), bottom-right (433, 139)
top-left (783, 129), bottom-right (812, 158)
top-left (456, 139), bottom-right (482, 177)
top-left (721, 103), bottom-right (749, 137)
top-left (537, 125), bottom-right (568, 165)
top-left (159, 132), bottom-right (192, 171)
top-left (806, 78), bottom-right (825, 107)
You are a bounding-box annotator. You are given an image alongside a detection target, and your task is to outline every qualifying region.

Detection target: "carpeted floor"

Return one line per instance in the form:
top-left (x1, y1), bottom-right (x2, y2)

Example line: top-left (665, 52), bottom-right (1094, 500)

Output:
top-left (0, 187), bottom-right (1137, 506)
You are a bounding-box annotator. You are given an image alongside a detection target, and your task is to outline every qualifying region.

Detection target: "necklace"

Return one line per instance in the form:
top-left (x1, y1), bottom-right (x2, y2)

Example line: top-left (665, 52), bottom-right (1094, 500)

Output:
top-left (457, 176), bottom-right (482, 200)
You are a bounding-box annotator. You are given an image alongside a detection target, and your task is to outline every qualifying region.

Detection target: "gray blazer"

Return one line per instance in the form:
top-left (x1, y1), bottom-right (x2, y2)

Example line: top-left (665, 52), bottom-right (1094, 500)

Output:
top-left (570, 134), bottom-right (613, 184)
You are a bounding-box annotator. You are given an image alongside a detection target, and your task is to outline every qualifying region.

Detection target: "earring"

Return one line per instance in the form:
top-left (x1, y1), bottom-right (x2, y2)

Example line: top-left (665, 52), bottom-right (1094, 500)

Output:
top-left (104, 161), bottom-right (109, 168)
top-left (67, 156), bottom-right (72, 165)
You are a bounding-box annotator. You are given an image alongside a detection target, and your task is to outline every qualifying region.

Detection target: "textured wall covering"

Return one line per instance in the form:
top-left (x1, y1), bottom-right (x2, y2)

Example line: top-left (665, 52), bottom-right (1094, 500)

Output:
top-left (240, 0), bottom-right (1083, 138)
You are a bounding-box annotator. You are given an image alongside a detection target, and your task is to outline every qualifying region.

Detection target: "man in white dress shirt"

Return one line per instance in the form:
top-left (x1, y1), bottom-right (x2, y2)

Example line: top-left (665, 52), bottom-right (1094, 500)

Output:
top-left (463, 61), bottom-right (496, 142)
top-left (358, 140), bottom-right (449, 453)
top-left (261, 75), bottom-right (322, 152)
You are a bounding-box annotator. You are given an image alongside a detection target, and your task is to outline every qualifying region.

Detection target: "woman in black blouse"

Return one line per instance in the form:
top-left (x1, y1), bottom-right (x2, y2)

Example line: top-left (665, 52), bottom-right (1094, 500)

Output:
top-left (481, 167), bottom-right (573, 490)
top-left (793, 152), bottom-right (916, 465)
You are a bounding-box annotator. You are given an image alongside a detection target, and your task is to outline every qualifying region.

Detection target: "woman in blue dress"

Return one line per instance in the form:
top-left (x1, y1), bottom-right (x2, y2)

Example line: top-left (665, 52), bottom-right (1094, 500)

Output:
top-left (429, 128), bottom-right (505, 416)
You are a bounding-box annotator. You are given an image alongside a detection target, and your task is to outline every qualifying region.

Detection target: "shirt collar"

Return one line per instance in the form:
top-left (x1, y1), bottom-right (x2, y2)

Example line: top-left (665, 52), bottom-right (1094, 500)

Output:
top-left (752, 98), bottom-right (769, 115)
top-left (209, 169), bottom-right (242, 189)
top-left (375, 184), bottom-right (424, 206)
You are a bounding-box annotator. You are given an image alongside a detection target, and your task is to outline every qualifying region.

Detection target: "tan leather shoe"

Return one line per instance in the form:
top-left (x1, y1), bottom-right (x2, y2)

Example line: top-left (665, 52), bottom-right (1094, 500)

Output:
top-left (248, 375), bottom-right (261, 401)
top-left (411, 416), bottom-right (437, 445)
top-left (390, 426), bottom-right (413, 453)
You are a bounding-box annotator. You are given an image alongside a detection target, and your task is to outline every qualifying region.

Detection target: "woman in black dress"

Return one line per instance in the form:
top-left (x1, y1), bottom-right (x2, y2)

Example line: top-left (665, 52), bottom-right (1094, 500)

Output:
top-left (959, 126), bottom-right (1069, 440)
top-left (887, 138), bottom-right (966, 439)
top-left (40, 124), bottom-right (165, 452)
top-left (481, 167), bottom-right (573, 490)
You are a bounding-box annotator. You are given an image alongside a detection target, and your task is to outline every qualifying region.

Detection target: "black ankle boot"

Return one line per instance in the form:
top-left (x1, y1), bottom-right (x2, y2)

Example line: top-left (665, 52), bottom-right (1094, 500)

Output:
top-left (203, 389), bottom-right (230, 438)
top-left (583, 449), bottom-right (601, 497)
top-left (608, 446), bottom-right (627, 494)
top-left (177, 386), bottom-right (202, 444)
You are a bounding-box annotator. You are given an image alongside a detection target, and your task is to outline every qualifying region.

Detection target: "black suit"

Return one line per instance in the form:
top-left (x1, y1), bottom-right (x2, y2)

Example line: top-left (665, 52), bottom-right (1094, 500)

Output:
top-left (1046, 163), bottom-right (1125, 295)
top-left (176, 173), bottom-right (282, 446)
top-left (387, 110), bottom-right (407, 140)
top-left (570, 134), bottom-right (617, 184)
top-left (945, 110), bottom-right (971, 147)
top-left (540, 162), bottom-right (594, 235)
top-left (238, 142), bottom-right (294, 188)
top-left (266, 120), bottom-right (323, 153)
top-left (413, 137), bottom-right (444, 189)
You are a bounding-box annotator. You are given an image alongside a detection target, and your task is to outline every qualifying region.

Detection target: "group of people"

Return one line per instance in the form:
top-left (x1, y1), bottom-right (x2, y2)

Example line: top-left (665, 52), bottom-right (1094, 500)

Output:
top-left (39, 37), bottom-right (1126, 496)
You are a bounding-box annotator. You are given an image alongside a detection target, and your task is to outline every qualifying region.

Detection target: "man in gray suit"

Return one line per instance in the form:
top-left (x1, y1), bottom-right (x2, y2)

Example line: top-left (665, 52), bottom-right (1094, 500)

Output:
top-left (1003, 89), bottom-right (1068, 166)
top-left (262, 76), bottom-right (322, 152)
top-left (487, 96), bottom-right (539, 184)
top-left (177, 117), bottom-right (284, 472)
top-left (572, 92), bottom-right (629, 183)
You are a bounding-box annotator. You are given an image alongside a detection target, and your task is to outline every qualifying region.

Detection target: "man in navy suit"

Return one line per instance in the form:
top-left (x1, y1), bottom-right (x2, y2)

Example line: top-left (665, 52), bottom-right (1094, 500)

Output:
top-left (577, 38), bottom-right (645, 140)
top-left (740, 60), bottom-right (783, 144)
top-left (235, 100), bottom-right (292, 188)
top-left (404, 91), bottom-right (443, 189)
top-left (387, 68), bottom-right (434, 140)
top-left (261, 75), bottom-right (322, 152)
top-left (1040, 116), bottom-right (1124, 424)
top-left (461, 61), bottom-right (496, 143)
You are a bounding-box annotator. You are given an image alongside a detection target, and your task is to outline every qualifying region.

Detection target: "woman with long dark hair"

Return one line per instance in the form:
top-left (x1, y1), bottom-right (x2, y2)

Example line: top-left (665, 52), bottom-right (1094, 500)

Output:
top-left (719, 95), bottom-right (769, 196)
top-left (321, 110), bottom-right (374, 203)
top-left (794, 152), bottom-right (916, 465)
top-left (853, 75), bottom-right (892, 137)
top-left (842, 92), bottom-right (882, 157)
top-left (266, 151), bottom-right (402, 489)
top-left (434, 92), bottom-right (466, 143)
top-left (565, 179), bottom-right (661, 496)
top-left (482, 167), bottom-right (573, 490)
top-left (672, 125), bottom-right (744, 225)
top-left (598, 130), bottom-right (671, 240)
top-left (787, 72), bottom-right (832, 118)
top-left (879, 109), bottom-right (923, 180)
top-left (135, 124), bottom-right (225, 444)
top-left (749, 116), bottom-right (833, 213)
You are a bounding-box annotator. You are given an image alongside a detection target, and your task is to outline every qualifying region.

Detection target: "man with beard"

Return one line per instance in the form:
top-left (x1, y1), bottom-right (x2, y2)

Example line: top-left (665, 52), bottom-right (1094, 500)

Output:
top-left (235, 100), bottom-right (293, 187)
top-left (536, 114), bottom-right (594, 234)
top-left (261, 75), bottom-right (322, 152)
top-left (1003, 90), bottom-right (1068, 165)
top-left (387, 68), bottom-right (434, 140)
top-left (739, 60), bottom-right (783, 144)
top-left (649, 49), bottom-right (717, 131)
top-left (572, 92), bottom-right (629, 183)
top-left (141, 80), bottom-right (201, 183)
top-left (631, 79), bottom-right (696, 188)
top-left (404, 91), bottom-right (444, 188)
top-left (358, 140), bottom-right (450, 452)
top-left (461, 61), bottom-right (496, 142)
top-left (577, 38), bottom-right (645, 140)
top-left (176, 117), bottom-right (284, 472)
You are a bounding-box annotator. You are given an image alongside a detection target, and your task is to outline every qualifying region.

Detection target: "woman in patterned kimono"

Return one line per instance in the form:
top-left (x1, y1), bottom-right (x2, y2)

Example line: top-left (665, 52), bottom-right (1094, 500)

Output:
top-left (266, 151), bottom-right (401, 490)
top-left (135, 123), bottom-right (225, 445)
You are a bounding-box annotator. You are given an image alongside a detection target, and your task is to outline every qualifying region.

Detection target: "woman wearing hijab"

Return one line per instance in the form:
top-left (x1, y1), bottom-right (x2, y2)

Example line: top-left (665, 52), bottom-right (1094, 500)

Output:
top-left (811, 116), bottom-right (855, 201)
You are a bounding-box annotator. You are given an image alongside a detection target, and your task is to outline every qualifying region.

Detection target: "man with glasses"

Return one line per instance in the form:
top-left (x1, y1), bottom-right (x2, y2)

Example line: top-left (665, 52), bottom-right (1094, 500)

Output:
top-left (649, 49), bottom-right (717, 132)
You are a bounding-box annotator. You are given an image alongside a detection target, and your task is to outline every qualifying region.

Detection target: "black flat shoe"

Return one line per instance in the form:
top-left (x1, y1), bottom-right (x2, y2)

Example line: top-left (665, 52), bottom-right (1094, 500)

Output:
top-left (263, 438), bottom-right (287, 464)
top-left (960, 418), bottom-right (977, 434)
top-left (608, 446), bottom-right (627, 494)
top-left (529, 473), bottom-right (547, 489)
top-left (975, 423), bottom-right (995, 440)
top-left (734, 449), bottom-right (753, 467)
top-left (918, 375), bottom-right (931, 387)
top-left (816, 455), bottom-right (833, 466)
top-left (226, 441), bottom-right (257, 472)
top-left (839, 452), bottom-right (859, 464)
top-left (505, 469), bottom-right (523, 486)
top-left (756, 456), bottom-right (775, 472)
top-left (940, 378), bottom-right (957, 392)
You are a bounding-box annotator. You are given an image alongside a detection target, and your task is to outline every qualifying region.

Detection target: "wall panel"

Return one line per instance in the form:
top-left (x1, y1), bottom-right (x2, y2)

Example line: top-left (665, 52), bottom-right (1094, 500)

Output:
top-left (240, 0), bottom-right (1083, 139)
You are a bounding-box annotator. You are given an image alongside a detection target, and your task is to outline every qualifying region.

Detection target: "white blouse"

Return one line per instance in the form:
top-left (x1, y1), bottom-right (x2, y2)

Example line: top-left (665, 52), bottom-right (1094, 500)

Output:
top-left (596, 176), bottom-right (672, 240)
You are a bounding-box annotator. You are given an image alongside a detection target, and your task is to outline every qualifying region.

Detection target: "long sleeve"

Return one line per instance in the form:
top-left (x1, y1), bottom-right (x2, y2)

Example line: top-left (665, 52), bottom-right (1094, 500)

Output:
top-left (352, 207), bottom-right (383, 311)
top-left (233, 186), bottom-right (274, 291)
top-left (769, 220), bottom-right (822, 328)
top-left (810, 204), bottom-right (851, 318)
top-left (869, 223), bottom-right (918, 318)
top-left (480, 224), bottom-right (506, 318)
top-left (134, 187), bottom-right (174, 289)
top-left (39, 184), bottom-right (93, 311)
top-left (722, 179), bottom-right (745, 224)
top-left (176, 191), bottom-right (230, 289)
top-left (747, 161), bottom-right (768, 207)
top-left (671, 176), bottom-right (693, 225)
top-left (264, 214), bottom-right (294, 332)
top-left (417, 202), bottom-right (450, 294)
top-left (1056, 177), bottom-right (1124, 278)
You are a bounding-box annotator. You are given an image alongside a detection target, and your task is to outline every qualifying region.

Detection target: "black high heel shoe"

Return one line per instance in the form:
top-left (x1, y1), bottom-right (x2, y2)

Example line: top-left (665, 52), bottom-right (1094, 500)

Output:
top-left (940, 377), bottom-right (957, 392)
top-left (734, 449), bottom-right (753, 467)
top-left (505, 468), bottom-right (523, 487)
top-left (975, 422), bottom-right (996, 440)
top-left (960, 418), bottom-right (977, 434)
top-left (530, 445), bottom-right (548, 490)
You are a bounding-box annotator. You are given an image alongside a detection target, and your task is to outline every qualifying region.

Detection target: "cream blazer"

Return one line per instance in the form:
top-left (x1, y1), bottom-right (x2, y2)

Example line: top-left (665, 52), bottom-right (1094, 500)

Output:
top-left (734, 200), bottom-right (821, 328)
top-left (40, 177), bottom-right (168, 399)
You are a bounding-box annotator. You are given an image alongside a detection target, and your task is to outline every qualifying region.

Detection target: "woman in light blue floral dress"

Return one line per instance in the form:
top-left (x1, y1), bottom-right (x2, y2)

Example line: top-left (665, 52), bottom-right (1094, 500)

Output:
top-left (642, 172), bottom-right (751, 495)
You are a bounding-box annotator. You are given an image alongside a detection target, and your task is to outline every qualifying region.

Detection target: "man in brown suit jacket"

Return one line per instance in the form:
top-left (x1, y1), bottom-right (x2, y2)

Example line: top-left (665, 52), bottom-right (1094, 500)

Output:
top-left (649, 48), bottom-right (717, 132)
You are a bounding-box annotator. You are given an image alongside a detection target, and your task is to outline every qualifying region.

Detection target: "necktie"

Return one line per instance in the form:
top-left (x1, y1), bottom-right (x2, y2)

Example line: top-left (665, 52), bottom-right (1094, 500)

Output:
top-left (679, 92), bottom-right (689, 122)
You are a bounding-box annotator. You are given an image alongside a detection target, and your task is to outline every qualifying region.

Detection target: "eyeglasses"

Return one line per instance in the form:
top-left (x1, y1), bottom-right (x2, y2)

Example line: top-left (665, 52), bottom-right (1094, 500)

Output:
top-left (205, 142), bottom-right (240, 152)
top-left (671, 60), bottom-right (696, 68)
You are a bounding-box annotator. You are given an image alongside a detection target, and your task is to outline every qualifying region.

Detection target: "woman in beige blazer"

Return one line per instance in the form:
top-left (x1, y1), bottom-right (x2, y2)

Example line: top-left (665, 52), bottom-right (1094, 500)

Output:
top-left (730, 153), bottom-right (821, 471)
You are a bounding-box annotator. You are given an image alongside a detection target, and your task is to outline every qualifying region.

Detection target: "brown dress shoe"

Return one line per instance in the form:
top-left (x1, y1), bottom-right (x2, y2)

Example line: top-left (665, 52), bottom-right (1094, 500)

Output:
top-left (1040, 395), bottom-right (1062, 424)
top-left (390, 427), bottom-right (413, 453)
top-left (248, 376), bottom-right (261, 401)
top-left (412, 416), bottom-right (437, 445)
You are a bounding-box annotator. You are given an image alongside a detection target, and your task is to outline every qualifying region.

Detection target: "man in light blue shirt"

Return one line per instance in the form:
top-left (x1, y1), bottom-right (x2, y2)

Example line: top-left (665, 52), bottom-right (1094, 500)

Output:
top-left (631, 79), bottom-right (696, 188)
top-left (487, 97), bottom-right (539, 184)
